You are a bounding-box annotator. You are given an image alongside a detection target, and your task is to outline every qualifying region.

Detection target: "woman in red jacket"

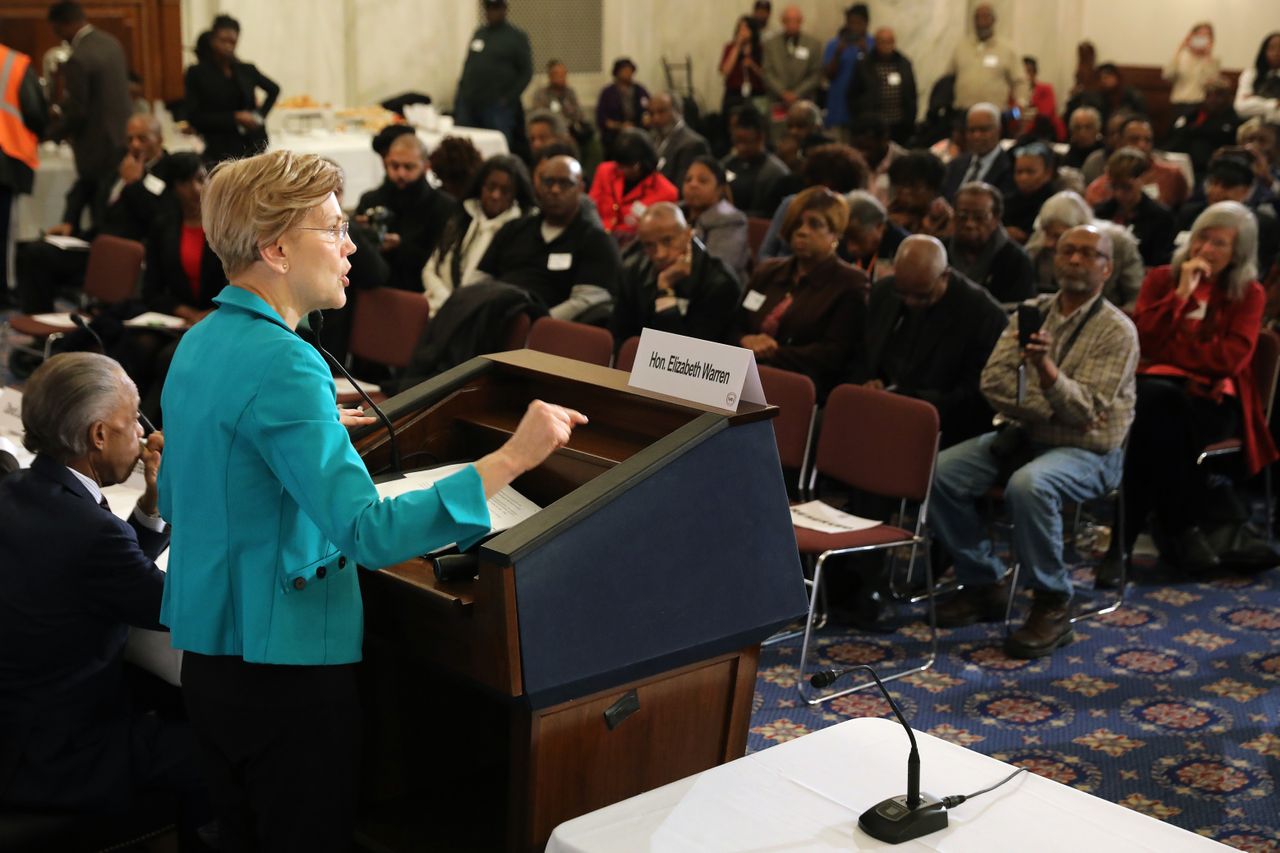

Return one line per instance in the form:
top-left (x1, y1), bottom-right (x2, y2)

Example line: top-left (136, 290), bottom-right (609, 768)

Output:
top-left (1125, 201), bottom-right (1278, 571)
top-left (588, 128), bottom-right (678, 238)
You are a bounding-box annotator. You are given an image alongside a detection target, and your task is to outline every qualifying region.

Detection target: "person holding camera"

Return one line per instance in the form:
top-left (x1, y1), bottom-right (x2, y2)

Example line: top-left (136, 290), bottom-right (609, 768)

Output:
top-left (927, 224), bottom-right (1138, 660)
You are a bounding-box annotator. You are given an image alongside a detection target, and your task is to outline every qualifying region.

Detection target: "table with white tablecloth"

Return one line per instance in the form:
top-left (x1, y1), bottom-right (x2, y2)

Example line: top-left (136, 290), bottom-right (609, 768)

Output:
top-left (14, 124), bottom-right (509, 241)
top-left (547, 717), bottom-right (1230, 852)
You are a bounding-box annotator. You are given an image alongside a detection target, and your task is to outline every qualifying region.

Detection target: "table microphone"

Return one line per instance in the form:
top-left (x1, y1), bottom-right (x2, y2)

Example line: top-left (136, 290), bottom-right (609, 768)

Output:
top-left (71, 313), bottom-right (105, 353)
top-left (307, 310), bottom-right (403, 477)
top-left (810, 666), bottom-right (948, 844)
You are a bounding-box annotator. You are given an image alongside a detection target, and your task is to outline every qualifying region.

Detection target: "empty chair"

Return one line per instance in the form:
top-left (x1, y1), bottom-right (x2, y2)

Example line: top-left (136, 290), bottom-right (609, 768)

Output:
top-left (336, 287), bottom-right (431, 405)
top-left (526, 317), bottom-right (614, 366)
top-left (758, 365), bottom-right (817, 499)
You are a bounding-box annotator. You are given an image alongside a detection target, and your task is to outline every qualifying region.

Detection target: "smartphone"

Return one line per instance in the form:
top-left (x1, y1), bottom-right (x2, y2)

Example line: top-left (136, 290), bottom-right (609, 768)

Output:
top-left (1017, 304), bottom-right (1043, 348)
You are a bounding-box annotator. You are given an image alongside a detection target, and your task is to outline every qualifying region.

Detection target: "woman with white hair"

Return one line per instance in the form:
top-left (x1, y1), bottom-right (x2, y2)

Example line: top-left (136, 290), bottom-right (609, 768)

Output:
top-left (1123, 201), bottom-right (1279, 572)
top-left (1026, 190), bottom-right (1144, 308)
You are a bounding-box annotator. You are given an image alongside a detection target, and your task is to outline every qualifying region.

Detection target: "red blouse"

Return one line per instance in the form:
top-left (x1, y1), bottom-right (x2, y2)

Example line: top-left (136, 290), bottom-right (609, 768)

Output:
top-left (587, 161), bottom-right (679, 236)
top-left (179, 224), bottom-right (205, 301)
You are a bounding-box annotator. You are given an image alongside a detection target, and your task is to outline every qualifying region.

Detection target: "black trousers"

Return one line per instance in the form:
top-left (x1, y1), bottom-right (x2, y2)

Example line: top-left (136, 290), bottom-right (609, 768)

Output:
top-left (181, 653), bottom-right (361, 853)
top-left (1124, 375), bottom-right (1241, 547)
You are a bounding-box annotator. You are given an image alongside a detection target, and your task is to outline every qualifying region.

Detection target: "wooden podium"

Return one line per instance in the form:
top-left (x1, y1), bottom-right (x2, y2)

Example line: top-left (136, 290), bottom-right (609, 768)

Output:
top-left (351, 350), bottom-right (807, 853)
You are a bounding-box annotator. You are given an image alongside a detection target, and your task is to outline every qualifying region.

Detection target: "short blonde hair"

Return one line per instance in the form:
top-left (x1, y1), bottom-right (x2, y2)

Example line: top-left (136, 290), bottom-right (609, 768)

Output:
top-left (202, 150), bottom-right (343, 277)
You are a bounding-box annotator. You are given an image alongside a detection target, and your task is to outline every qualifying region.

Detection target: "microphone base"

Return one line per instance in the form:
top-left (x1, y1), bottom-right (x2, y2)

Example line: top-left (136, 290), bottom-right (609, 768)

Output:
top-left (858, 792), bottom-right (948, 844)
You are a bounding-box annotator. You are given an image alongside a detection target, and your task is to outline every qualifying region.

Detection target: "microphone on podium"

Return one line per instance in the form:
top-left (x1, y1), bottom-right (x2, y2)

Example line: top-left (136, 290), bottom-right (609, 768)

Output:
top-left (809, 665), bottom-right (949, 844)
top-left (307, 310), bottom-right (403, 477)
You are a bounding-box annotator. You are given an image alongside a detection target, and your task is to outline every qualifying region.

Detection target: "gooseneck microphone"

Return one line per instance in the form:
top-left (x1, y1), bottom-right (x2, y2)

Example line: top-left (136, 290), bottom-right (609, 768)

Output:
top-left (307, 310), bottom-right (403, 477)
top-left (810, 666), bottom-right (948, 843)
top-left (71, 313), bottom-right (105, 353)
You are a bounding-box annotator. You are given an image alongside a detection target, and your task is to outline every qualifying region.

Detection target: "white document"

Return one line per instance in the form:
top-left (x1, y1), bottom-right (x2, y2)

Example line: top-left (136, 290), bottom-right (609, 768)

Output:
top-left (30, 312), bottom-right (77, 327)
top-left (0, 388), bottom-right (32, 467)
top-left (43, 235), bottom-right (90, 250)
top-left (628, 327), bottom-right (766, 412)
top-left (124, 312), bottom-right (186, 330)
top-left (374, 462), bottom-right (541, 544)
top-left (332, 376), bottom-right (379, 398)
top-left (790, 500), bottom-right (883, 534)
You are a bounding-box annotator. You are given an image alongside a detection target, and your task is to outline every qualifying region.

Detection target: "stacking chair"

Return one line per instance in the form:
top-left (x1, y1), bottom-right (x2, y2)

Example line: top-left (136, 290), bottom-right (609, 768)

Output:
top-left (793, 384), bottom-right (941, 705)
top-left (614, 336), bottom-right (641, 372)
top-left (503, 312), bottom-right (533, 351)
top-left (336, 287), bottom-right (430, 405)
top-left (7, 236), bottom-right (144, 360)
top-left (526, 317), bottom-right (614, 366)
top-left (746, 217), bottom-right (772, 267)
top-left (1196, 328), bottom-right (1280, 535)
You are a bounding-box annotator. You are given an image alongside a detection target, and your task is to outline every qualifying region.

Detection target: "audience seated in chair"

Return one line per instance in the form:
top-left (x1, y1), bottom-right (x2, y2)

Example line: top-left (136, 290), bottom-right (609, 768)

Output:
top-left (929, 224), bottom-right (1138, 660)
top-left (1164, 77), bottom-right (1241, 182)
top-left (612, 203), bottom-right (741, 346)
top-left (648, 91), bottom-right (710, 190)
top-left (1026, 190), bottom-right (1144, 308)
top-left (1092, 147), bottom-right (1176, 268)
top-left (0, 354), bottom-right (209, 849)
top-left (886, 148), bottom-right (951, 238)
top-left (587, 128), bottom-right (679, 238)
top-left (733, 187), bottom-right (867, 399)
top-left (424, 154), bottom-right (534, 314)
top-left (947, 181), bottom-right (1036, 304)
top-left (476, 153), bottom-right (621, 321)
top-left (1063, 106), bottom-right (1105, 170)
top-left (757, 143), bottom-right (869, 263)
top-left (1122, 201), bottom-right (1279, 574)
top-left (1176, 148), bottom-right (1280, 278)
top-left (849, 234), bottom-right (1007, 448)
top-left (941, 103), bottom-right (1016, 201)
top-left (721, 105), bottom-right (791, 218)
top-left (1003, 141), bottom-right (1059, 244)
top-left (355, 133), bottom-right (457, 292)
top-left (1084, 116), bottom-right (1188, 210)
top-left (848, 114), bottom-right (909, 205)
top-left (680, 155), bottom-right (750, 285)
top-left (842, 189), bottom-right (908, 281)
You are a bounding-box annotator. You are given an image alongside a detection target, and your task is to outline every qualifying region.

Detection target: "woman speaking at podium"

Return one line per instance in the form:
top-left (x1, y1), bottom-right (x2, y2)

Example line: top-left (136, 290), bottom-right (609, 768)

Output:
top-left (156, 150), bottom-right (585, 853)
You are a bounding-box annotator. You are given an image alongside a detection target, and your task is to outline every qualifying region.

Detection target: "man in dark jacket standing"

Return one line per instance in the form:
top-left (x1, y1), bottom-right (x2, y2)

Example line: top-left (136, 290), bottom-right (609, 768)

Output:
top-left (846, 27), bottom-right (916, 144)
top-left (454, 0), bottom-right (532, 150)
top-left (0, 41), bottom-right (46, 303)
top-left (47, 2), bottom-right (132, 231)
top-left (849, 234), bottom-right (1007, 447)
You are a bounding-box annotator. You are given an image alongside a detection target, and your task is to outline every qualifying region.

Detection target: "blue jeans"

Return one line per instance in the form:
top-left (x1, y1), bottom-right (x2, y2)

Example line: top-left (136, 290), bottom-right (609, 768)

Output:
top-left (452, 99), bottom-right (518, 148)
top-left (928, 431), bottom-right (1124, 597)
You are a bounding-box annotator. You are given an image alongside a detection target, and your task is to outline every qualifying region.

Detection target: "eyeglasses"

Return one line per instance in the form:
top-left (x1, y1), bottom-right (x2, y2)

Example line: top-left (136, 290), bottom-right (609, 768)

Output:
top-left (1055, 245), bottom-right (1111, 261)
top-left (295, 221), bottom-right (351, 242)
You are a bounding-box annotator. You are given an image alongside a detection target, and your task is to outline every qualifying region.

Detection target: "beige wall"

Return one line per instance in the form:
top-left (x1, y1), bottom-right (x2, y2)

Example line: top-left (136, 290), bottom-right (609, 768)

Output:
top-left (178, 0), bottom-right (1276, 124)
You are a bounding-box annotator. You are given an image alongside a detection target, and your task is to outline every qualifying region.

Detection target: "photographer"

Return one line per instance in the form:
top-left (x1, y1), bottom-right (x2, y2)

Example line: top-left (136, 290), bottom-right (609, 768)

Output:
top-left (927, 225), bottom-right (1138, 660)
top-left (354, 133), bottom-right (457, 292)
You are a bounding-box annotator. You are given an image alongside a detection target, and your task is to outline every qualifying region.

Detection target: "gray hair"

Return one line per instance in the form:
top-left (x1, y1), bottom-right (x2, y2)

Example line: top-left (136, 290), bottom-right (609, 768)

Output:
top-left (956, 180), bottom-right (1003, 219)
top-left (1068, 106), bottom-right (1101, 129)
top-left (639, 201), bottom-right (687, 228)
top-left (527, 108), bottom-right (567, 137)
top-left (968, 102), bottom-right (1001, 125)
top-left (1026, 190), bottom-right (1092, 255)
top-left (845, 189), bottom-right (887, 228)
top-left (22, 353), bottom-right (132, 463)
top-left (1171, 201), bottom-right (1259, 301)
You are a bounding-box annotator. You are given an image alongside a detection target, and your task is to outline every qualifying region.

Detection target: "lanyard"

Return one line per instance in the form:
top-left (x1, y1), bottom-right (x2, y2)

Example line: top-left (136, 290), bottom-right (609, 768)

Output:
top-left (1051, 295), bottom-right (1105, 364)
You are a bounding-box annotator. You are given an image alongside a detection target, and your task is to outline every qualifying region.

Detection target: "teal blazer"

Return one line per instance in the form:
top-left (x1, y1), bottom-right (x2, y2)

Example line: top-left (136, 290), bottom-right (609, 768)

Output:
top-left (158, 286), bottom-right (490, 664)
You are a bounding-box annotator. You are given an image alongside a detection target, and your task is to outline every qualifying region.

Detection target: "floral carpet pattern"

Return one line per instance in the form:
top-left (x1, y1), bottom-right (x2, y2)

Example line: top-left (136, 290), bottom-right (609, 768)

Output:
top-left (748, 561), bottom-right (1280, 850)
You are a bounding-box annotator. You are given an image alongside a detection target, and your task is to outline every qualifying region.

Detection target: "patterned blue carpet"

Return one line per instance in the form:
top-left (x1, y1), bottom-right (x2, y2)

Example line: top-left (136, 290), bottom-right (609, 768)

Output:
top-left (748, 555), bottom-right (1280, 851)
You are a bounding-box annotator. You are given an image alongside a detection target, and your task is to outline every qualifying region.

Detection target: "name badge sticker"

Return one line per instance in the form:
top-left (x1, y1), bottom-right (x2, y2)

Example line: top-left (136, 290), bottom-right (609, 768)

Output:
top-left (795, 46), bottom-right (811, 61)
top-left (886, 71), bottom-right (902, 87)
top-left (742, 290), bottom-right (767, 312)
top-left (982, 54), bottom-right (999, 68)
top-left (142, 174), bottom-right (167, 196)
top-left (471, 39), bottom-right (485, 52)
top-left (628, 328), bottom-right (766, 411)
top-left (547, 253), bottom-right (573, 271)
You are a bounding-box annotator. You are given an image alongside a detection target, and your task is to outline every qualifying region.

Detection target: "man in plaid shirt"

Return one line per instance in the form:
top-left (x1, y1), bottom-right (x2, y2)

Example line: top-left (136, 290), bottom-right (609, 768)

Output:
top-left (928, 224), bottom-right (1138, 659)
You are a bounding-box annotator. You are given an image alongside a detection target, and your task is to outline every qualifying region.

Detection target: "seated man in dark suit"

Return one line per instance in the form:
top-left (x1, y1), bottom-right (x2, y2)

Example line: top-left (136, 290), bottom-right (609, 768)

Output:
top-left (942, 103), bottom-right (1015, 200)
top-left (354, 132), bottom-right (457, 291)
top-left (0, 353), bottom-right (208, 848)
top-left (477, 153), bottom-right (622, 321)
top-left (16, 113), bottom-right (172, 313)
top-left (947, 181), bottom-right (1036, 304)
top-left (612, 203), bottom-right (741, 345)
top-left (849, 234), bottom-right (1007, 447)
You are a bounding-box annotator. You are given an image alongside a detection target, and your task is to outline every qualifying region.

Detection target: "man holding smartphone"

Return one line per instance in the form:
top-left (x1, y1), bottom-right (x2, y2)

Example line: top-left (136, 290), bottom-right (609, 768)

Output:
top-left (926, 225), bottom-right (1139, 659)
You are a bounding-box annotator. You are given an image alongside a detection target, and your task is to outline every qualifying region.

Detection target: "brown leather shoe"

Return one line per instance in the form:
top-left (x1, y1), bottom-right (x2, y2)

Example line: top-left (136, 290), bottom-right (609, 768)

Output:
top-left (1005, 590), bottom-right (1074, 659)
top-left (934, 577), bottom-right (1011, 628)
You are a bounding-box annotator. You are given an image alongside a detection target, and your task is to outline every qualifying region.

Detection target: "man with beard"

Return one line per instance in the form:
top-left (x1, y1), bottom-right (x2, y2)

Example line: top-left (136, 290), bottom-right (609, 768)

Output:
top-left (611, 203), bottom-right (740, 344)
top-left (929, 224), bottom-right (1138, 659)
top-left (355, 133), bottom-right (457, 291)
top-left (947, 181), bottom-right (1035, 303)
top-left (849, 234), bottom-right (1007, 447)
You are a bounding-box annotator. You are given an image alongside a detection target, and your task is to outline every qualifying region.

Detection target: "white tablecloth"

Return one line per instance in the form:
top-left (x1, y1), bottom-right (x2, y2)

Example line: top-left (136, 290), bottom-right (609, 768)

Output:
top-left (15, 124), bottom-right (510, 240)
top-left (546, 717), bottom-right (1229, 853)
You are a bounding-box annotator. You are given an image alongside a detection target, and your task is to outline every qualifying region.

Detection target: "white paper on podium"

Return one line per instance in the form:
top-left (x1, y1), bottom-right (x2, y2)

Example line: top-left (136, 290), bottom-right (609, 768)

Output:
top-left (789, 500), bottom-right (883, 534)
top-left (627, 328), bottom-right (766, 411)
top-left (332, 376), bottom-right (379, 398)
top-left (374, 463), bottom-right (541, 546)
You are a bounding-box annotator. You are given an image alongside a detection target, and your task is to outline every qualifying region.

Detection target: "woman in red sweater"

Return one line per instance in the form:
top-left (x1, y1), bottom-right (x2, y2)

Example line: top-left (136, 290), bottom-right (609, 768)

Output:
top-left (588, 128), bottom-right (678, 239)
top-left (1125, 201), bottom-right (1278, 571)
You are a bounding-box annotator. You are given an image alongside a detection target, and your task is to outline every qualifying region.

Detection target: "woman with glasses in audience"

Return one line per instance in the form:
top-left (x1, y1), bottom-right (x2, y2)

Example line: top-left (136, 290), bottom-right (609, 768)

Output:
top-left (733, 187), bottom-right (867, 398)
top-left (156, 150), bottom-right (585, 853)
top-left (423, 154), bottom-right (535, 313)
top-left (681, 154), bottom-right (750, 284)
top-left (1025, 190), bottom-right (1144, 308)
top-left (1123, 201), bottom-right (1278, 574)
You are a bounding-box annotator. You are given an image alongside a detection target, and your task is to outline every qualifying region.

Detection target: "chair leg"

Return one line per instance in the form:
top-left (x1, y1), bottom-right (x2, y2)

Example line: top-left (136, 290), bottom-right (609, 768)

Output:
top-left (1071, 485), bottom-right (1128, 623)
top-left (764, 554), bottom-right (819, 646)
top-left (794, 554), bottom-right (827, 699)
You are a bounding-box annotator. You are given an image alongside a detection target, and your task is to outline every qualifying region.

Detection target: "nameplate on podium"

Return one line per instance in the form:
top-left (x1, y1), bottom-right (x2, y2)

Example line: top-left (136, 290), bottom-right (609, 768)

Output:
top-left (627, 328), bottom-right (765, 411)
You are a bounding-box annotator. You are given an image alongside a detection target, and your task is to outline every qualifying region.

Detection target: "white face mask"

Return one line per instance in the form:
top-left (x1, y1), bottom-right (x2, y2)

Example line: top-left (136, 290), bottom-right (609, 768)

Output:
top-left (1189, 34), bottom-right (1210, 50)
